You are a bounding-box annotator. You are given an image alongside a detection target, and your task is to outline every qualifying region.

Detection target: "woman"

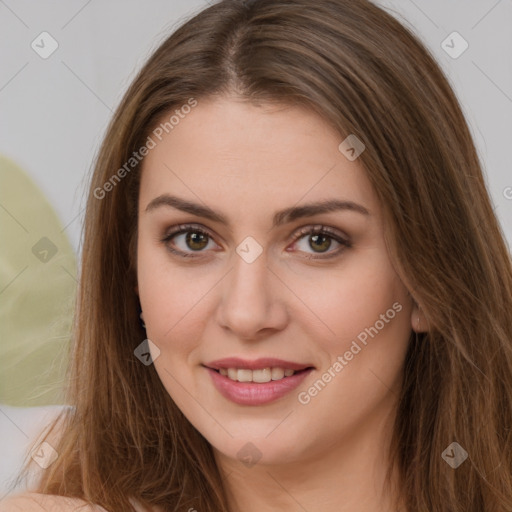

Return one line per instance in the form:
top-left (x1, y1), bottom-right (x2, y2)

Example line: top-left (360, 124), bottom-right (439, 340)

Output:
top-left (3, 0), bottom-right (512, 510)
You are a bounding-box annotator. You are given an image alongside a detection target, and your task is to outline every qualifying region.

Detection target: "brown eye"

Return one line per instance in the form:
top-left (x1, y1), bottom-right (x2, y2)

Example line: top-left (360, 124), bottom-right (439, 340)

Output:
top-left (185, 231), bottom-right (209, 251)
top-left (308, 233), bottom-right (333, 253)
top-left (290, 225), bottom-right (351, 259)
top-left (160, 223), bottom-right (350, 261)
top-left (161, 224), bottom-right (216, 258)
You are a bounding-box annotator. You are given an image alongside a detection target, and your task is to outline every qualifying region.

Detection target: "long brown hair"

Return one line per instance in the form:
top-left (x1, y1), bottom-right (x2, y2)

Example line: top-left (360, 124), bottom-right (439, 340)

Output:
top-left (13, 0), bottom-right (512, 510)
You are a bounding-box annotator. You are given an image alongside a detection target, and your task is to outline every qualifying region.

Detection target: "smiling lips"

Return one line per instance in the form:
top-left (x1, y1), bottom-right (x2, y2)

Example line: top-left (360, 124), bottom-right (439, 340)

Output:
top-left (204, 357), bottom-right (314, 405)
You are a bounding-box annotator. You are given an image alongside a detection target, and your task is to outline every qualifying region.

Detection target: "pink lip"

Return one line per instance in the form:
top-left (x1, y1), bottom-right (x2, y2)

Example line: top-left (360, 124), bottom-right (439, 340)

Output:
top-left (205, 357), bottom-right (313, 371)
top-left (205, 366), bottom-right (314, 406)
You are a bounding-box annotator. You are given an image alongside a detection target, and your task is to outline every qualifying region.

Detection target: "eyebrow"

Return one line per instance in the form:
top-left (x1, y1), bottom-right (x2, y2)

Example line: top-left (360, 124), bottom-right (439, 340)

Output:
top-left (144, 194), bottom-right (370, 228)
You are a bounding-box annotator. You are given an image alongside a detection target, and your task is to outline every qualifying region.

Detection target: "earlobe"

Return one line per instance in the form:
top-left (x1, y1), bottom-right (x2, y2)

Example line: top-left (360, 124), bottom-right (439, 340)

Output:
top-left (136, 297), bottom-right (146, 330)
top-left (139, 310), bottom-right (146, 329)
top-left (411, 301), bottom-right (428, 333)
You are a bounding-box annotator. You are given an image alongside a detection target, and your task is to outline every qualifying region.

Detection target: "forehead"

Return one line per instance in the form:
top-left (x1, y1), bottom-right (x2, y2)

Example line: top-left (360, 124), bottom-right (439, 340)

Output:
top-left (139, 96), bottom-right (377, 218)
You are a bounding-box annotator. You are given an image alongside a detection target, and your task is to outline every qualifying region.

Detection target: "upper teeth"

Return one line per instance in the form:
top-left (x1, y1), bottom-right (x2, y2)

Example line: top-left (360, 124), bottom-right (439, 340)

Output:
top-left (219, 367), bottom-right (296, 383)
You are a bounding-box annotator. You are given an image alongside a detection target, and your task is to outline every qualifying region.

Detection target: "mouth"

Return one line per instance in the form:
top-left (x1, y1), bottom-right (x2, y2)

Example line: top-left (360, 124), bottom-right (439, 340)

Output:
top-left (203, 357), bottom-right (315, 405)
top-left (204, 357), bottom-right (314, 381)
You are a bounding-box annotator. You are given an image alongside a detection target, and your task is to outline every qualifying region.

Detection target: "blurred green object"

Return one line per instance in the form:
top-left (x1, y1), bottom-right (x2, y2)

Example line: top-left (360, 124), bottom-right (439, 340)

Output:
top-left (0, 154), bottom-right (76, 406)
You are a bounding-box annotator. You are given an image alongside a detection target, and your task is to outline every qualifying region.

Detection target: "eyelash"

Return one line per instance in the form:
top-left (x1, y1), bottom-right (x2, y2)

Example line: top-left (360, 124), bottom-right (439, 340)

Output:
top-left (160, 223), bottom-right (351, 260)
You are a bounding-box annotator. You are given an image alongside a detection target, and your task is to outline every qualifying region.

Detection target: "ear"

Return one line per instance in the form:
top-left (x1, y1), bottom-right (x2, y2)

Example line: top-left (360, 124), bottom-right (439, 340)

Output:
top-left (411, 301), bottom-right (428, 333)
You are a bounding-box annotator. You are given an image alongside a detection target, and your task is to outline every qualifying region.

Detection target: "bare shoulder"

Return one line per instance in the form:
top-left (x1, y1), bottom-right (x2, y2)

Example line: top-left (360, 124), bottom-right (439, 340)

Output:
top-left (0, 492), bottom-right (108, 511)
top-left (0, 493), bottom-right (164, 512)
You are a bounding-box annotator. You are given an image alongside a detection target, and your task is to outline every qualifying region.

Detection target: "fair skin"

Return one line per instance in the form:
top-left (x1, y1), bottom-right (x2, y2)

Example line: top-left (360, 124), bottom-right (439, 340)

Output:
top-left (136, 96), bottom-right (424, 512)
top-left (1, 96), bottom-right (424, 512)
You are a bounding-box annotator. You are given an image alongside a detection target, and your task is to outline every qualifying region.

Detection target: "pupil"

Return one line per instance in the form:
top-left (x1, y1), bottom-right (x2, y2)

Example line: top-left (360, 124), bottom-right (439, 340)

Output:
top-left (187, 232), bottom-right (208, 251)
top-left (310, 234), bottom-right (330, 252)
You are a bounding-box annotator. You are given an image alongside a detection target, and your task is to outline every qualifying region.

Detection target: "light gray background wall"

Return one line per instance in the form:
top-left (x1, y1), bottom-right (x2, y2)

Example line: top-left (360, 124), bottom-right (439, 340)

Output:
top-left (1, 0), bottom-right (511, 256)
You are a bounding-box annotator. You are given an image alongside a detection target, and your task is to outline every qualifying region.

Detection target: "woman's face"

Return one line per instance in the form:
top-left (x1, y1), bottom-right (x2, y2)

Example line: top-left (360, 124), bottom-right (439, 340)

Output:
top-left (137, 96), bottom-right (417, 467)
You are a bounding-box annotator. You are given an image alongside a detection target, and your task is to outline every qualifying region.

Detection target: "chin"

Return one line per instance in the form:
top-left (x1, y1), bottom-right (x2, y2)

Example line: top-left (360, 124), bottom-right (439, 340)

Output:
top-left (205, 430), bottom-right (306, 468)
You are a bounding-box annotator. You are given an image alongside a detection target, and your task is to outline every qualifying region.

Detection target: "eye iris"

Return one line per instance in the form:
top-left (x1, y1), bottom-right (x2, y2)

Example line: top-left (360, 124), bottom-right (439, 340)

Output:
top-left (186, 231), bottom-right (208, 251)
top-left (309, 233), bottom-right (331, 252)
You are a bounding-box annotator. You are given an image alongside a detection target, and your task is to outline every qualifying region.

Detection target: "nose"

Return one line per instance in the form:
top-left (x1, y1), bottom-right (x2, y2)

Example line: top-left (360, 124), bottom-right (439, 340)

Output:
top-left (215, 246), bottom-right (288, 340)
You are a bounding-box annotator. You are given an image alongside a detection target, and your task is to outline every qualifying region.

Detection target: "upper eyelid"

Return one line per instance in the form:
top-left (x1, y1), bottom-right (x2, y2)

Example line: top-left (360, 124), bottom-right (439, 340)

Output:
top-left (161, 223), bottom-right (350, 251)
top-left (162, 223), bottom-right (348, 240)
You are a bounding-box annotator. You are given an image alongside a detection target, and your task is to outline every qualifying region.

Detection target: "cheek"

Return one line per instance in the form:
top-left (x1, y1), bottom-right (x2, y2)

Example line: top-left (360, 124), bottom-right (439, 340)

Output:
top-left (292, 265), bottom-right (410, 445)
top-left (136, 237), bottom-right (214, 358)
top-left (297, 254), bottom-right (409, 349)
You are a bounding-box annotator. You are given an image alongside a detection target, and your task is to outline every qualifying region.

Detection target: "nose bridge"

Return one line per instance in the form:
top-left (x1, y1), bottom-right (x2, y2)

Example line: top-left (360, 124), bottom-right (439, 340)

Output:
top-left (217, 239), bottom-right (286, 337)
top-left (228, 241), bottom-right (271, 304)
